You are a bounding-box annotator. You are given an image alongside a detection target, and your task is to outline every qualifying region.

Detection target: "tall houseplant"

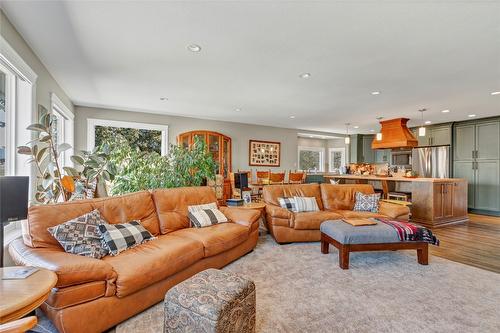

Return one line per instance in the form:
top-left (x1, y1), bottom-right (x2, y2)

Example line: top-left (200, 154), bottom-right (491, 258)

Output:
top-left (17, 112), bottom-right (115, 204)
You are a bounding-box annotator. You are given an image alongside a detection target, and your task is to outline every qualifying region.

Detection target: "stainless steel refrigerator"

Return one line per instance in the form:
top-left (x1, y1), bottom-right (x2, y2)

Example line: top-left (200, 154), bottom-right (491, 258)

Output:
top-left (412, 145), bottom-right (450, 178)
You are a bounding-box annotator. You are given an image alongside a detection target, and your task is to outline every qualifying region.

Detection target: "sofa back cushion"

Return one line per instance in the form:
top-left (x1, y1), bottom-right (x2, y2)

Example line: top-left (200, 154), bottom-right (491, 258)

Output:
top-left (23, 191), bottom-right (160, 248)
top-left (320, 184), bottom-right (375, 211)
top-left (263, 184), bottom-right (324, 211)
top-left (152, 186), bottom-right (218, 234)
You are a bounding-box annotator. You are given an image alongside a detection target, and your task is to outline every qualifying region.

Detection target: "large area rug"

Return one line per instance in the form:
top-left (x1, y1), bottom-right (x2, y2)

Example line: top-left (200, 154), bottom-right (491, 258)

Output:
top-left (114, 234), bottom-right (500, 333)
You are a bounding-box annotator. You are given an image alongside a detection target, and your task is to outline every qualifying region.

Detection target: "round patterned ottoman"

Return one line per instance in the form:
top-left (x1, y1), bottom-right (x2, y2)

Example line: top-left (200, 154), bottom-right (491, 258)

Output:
top-left (164, 268), bottom-right (256, 333)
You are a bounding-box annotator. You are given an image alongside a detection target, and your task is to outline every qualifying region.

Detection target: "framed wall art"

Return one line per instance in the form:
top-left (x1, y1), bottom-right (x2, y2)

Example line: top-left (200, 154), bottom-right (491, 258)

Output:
top-left (249, 140), bottom-right (281, 167)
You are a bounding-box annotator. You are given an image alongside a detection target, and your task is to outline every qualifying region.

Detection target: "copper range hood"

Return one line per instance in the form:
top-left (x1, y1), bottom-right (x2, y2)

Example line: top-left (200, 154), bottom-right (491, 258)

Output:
top-left (371, 118), bottom-right (418, 149)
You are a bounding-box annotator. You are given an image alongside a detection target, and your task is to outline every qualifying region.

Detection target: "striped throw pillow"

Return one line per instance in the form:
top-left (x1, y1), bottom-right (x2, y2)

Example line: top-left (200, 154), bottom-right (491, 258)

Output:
top-left (293, 196), bottom-right (320, 212)
top-left (99, 220), bottom-right (155, 256)
top-left (188, 203), bottom-right (228, 228)
top-left (278, 197), bottom-right (296, 211)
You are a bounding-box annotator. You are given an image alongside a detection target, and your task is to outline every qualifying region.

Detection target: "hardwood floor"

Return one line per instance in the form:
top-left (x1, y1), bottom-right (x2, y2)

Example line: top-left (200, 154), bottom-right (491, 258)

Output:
top-left (429, 214), bottom-right (500, 274)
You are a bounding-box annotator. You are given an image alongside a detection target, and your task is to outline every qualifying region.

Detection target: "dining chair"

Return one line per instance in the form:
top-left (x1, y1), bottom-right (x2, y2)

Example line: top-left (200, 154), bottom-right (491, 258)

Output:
top-left (288, 170), bottom-right (305, 184)
top-left (269, 171), bottom-right (286, 184)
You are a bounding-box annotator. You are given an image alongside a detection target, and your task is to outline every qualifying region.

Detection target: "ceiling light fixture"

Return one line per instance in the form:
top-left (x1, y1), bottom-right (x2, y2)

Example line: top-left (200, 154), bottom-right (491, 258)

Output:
top-left (290, 115), bottom-right (296, 119)
top-left (369, 129), bottom-right (375, 132)
top-left (235, 108), bottom-right (241, 112)
top-left (344, 123), bottom-right (351, 145)
top-left (418, 108), bottom-right (427, 137)
top-left (353, 125), bottom-right (359, 129)
top-left (160, 97), bottom-right (168, 101)
top-left (441, 109), bottom-right (450, 113)
top-left (187, 44), bottom-right (202, 52)
top-left (371, 91), bottom-right (381, 95)
top-left (299, 73), bottom-right (311, 79)
top-left (491, 91), bottom-right (500, 95)
top-left (375, 116), bottom-right (383, 141)
top-left (425, 120), bottom-right (432, 125)
top-left (468, 114), bottom-right (476, 118)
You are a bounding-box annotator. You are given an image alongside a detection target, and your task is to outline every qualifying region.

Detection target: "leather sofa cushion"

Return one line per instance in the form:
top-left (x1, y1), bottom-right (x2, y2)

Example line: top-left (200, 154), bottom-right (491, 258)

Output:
top-left (334, 210), bottom-right (387, 219)
top-left (293, 211), bottom-right (342, 230)
top-left (46, 281), bottom-right (106, 310)
top-left (103, 235), bottom-right (204, 298)
top-left (23, 191), bottom-right (159, 248)
top-left (320, 184), bottom-right (375, 211)
top-left (152, 187), bottom-right (218, 234)
top-left (263, 184), bottom-right (324, 210)
top-left (170, 223), bottom-right (248, 257)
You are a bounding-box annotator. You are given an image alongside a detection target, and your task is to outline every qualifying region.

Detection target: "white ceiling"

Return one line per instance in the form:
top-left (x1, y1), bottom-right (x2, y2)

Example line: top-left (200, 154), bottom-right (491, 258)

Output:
top-left (1, 0), bottom-right (499, 134)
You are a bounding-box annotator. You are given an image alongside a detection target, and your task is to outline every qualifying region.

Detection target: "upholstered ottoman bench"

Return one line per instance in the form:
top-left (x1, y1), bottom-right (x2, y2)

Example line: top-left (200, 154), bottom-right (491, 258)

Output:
top-left (164, 268), bottom-right (256, 333)
top-left (320, 220), bottom-right (429, 269)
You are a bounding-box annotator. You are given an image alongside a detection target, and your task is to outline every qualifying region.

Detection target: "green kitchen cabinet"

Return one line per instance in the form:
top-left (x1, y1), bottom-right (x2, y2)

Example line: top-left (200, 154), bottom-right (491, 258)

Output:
top-left (454, 124), bottom-right (476, 161)
top-left (375, 149), bottom-right (391, 163)
top-left (411, 125), bottom-right (451, 146)
top-left (475, 160), bottom-right (500, 211)
top-left (453, 161), bottom-right (475, 208)
top-left (362, 135), bottom-right (375, 163)
top-left (476, 121), bottom-right (500, 160)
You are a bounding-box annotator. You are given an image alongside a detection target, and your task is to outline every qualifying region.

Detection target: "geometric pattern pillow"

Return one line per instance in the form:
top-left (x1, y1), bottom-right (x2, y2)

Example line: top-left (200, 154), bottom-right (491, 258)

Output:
top-left (293, 196), bottom-right (320, 213)
top-left (278, 197), bottom-right (296, 212)
top-left (353, 192), bottom-right (381, 213)
top-left (47, 209), bottom-right (109, 259)
top-left (98, 221), bottom-right (155, 256)
top-left (188, 208), bottom-right (228, 228)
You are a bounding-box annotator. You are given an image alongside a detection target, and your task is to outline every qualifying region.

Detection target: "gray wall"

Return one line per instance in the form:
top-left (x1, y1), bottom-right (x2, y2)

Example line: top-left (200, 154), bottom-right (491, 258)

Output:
top-left (75, 106), bottom-right (342, 171)
top-left (0, 10), bottom-right (74, 115)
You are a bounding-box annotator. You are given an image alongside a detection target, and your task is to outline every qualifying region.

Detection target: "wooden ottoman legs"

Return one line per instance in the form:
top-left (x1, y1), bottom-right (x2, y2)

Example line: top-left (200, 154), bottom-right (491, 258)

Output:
top-left (321, 232), bottom-right (429, 269)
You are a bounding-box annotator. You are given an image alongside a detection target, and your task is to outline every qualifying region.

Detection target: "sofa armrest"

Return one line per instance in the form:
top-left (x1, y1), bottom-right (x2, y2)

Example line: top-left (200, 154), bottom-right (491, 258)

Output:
top-left (379, 201), bottom-right (410, 220)
top-left (9, 238), bottom-right (117, 289)
top-left (219, 207), bottom-right (261, 232)
top-left (265, 204), bottom-right (293, 225)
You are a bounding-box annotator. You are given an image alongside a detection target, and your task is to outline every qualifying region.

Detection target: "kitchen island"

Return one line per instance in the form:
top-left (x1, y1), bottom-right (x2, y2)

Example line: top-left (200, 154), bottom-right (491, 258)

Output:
top-left (325, 175), bottom-right (468, 228)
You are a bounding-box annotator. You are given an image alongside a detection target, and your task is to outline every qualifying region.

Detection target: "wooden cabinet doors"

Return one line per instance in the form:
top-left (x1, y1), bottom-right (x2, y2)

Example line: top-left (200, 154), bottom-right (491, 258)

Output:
top-left (433, 183), bottom-right (454, 219)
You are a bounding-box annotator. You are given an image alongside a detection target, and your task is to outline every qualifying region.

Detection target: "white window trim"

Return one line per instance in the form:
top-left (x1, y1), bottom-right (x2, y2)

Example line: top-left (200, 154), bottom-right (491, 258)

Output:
top-left (328, 147), bottom-right (346, 172)
top-left (87, 118), bottom-right (169, 155)
top-left (297, 146), bottom-right (325, 172)
top-left (51, 93), bottom-right (74, 166)
top-left (0, 36), bottom-right (37, 84)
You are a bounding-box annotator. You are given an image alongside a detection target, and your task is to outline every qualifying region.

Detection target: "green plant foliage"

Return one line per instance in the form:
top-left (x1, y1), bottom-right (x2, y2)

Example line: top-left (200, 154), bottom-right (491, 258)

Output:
top-left (95, 125), bottom-right (162, 153)
top-left (103, 135), bottom-right (217, 195)
top-left (17, 110), bottom-right (115, 204)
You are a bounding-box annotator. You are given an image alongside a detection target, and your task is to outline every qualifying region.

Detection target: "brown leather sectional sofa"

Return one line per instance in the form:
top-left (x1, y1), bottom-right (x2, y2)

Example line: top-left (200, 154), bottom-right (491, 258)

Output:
top-left (263, 183), bottom-right (410, 243)
top-left (9, 187), bottom-right (261, 333)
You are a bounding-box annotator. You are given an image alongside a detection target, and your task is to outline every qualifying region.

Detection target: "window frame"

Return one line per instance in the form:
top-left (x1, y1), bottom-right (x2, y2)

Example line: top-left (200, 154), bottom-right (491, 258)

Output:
top-left (297, 146), bottom-right (325, 172)
top-left (87, 118), bottom-right (169, 155)
top-left (328, 147), bottom-right (346, 172)
top-left (51, 93), bottom-right (74, 167)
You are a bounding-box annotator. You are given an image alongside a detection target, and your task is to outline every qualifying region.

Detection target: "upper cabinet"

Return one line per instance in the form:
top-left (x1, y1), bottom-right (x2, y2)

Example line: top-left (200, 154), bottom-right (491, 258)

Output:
top-left (362, 135), bottom-right (375, 163)
top-left (454, 121), bottom-right (500, 161)
top-left (412, 124), bottom-right (452, 146)
top-left (177, 130), bottom-right (232, 178)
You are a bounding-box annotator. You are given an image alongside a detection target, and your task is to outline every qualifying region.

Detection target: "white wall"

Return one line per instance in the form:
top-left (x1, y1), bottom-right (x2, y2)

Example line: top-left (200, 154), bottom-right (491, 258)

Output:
top-left (75, 106), bottom-right (343, 172)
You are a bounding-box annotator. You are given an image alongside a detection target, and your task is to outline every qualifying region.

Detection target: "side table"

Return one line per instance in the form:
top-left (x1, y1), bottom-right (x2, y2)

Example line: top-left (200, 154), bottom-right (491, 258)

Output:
top-left (0, 267), bottom-right (57, 324)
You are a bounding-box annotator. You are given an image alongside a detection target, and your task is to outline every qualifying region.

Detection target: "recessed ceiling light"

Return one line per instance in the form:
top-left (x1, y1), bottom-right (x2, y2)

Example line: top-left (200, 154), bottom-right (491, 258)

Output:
top-left (441, 109), bottom-right (450, 113)
top-left (491, 91), bottom-right (500, 95)
top-left (187, 44), bottom-right (202, 52)
top-left (160, 97), bottom-right (168, 101)
top-left (468, 114), bottom-right (476, 118)
top-left (425, 120), bottom-right (432, 125)
top-left (371, 91), bottom-right (381, 95)
top-left (290, 115), bottom-right (296, 119)
top-left (309, 135), bottom-right (314, 138)
top-left (234, 108), bottom-right (241, 112)
top-left (353, 126), bottom-right (360, 129)
top-left (369, 129), bottom-right (375, 132)
top-left (299, 73), bottom-right (311, 79)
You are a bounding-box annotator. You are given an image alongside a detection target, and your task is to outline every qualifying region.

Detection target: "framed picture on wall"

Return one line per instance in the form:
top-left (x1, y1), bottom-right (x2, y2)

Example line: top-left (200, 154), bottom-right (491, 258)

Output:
top-left (249, 140), bottom-right (281, 167)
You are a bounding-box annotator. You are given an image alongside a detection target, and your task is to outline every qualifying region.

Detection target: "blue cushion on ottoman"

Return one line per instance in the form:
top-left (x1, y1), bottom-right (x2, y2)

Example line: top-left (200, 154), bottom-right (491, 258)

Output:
top-left (320, 220), bottom-right (400, 244)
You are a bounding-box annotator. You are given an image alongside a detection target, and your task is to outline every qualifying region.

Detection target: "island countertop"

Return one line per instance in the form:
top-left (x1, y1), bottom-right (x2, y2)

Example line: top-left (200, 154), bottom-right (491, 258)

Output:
top-left (324, 175), bottom-right (466, 183)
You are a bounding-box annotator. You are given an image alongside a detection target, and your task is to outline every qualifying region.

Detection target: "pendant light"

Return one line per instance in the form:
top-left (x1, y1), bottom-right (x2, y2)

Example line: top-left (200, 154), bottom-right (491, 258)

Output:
top-left (376, 116), bottom-right (383, 141)
top-left (344, 123), bottom-right (350, 144)
top-left (418, 108), bottom-right (427, 137)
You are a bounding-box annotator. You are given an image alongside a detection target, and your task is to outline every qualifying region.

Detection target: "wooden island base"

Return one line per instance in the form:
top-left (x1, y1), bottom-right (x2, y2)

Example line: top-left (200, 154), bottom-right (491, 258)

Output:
top-left (321, 233), bottom-right (429, 269)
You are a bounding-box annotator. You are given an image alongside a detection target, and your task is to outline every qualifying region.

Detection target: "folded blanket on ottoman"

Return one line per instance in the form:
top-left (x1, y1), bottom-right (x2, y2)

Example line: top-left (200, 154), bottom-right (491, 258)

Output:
top-left (377, 219), bottom-right (440, 246)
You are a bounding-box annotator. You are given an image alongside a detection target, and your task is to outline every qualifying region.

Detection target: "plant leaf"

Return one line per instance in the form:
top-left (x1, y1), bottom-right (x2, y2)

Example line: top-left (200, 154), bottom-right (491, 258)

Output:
top-left (58, 143), bottom-right (72, 152)
top-left (61, 176), bottom-right (75, 193)
top-left (63, 166), bottom-right (79, 177)
top-left (17, 146), bottom-right (32, 155)
top-left (27, 123), bottom-right (48, 132)
top-left (70, 155), bottom-right (85, 165)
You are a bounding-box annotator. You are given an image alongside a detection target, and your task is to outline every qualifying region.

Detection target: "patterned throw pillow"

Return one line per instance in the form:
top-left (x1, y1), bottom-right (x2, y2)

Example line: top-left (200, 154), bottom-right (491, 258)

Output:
top-left (99, 221), bottom-right (155, 256)
top-left (293, 196), bottom-right (320, 212)
top-left (187, 203), bottom-right (228, 228)
top-left (278, 197), bottom-right (296, 211)
top-left (353, 192), bottom-right (381, 213)
top-left (47, 209), bottom-right (109, 259)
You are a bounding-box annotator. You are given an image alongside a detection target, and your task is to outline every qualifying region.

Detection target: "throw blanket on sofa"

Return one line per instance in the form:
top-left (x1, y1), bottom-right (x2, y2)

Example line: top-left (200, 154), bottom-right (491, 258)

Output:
top-left (377, 219), bottom-right (440, 246)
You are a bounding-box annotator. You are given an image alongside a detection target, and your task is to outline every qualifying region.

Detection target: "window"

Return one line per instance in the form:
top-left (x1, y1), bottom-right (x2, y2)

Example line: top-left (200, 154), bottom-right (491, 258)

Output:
top-left (298, 146), bottom-right (324, 172)
top-left (51, 93), bottom-right (74, 167)
top-left (87, 119), bottom-right (168, 155)
top-left (0, 70), bottom-right (6, 176)
top-left (328, 148), bottom-right (346, 172)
